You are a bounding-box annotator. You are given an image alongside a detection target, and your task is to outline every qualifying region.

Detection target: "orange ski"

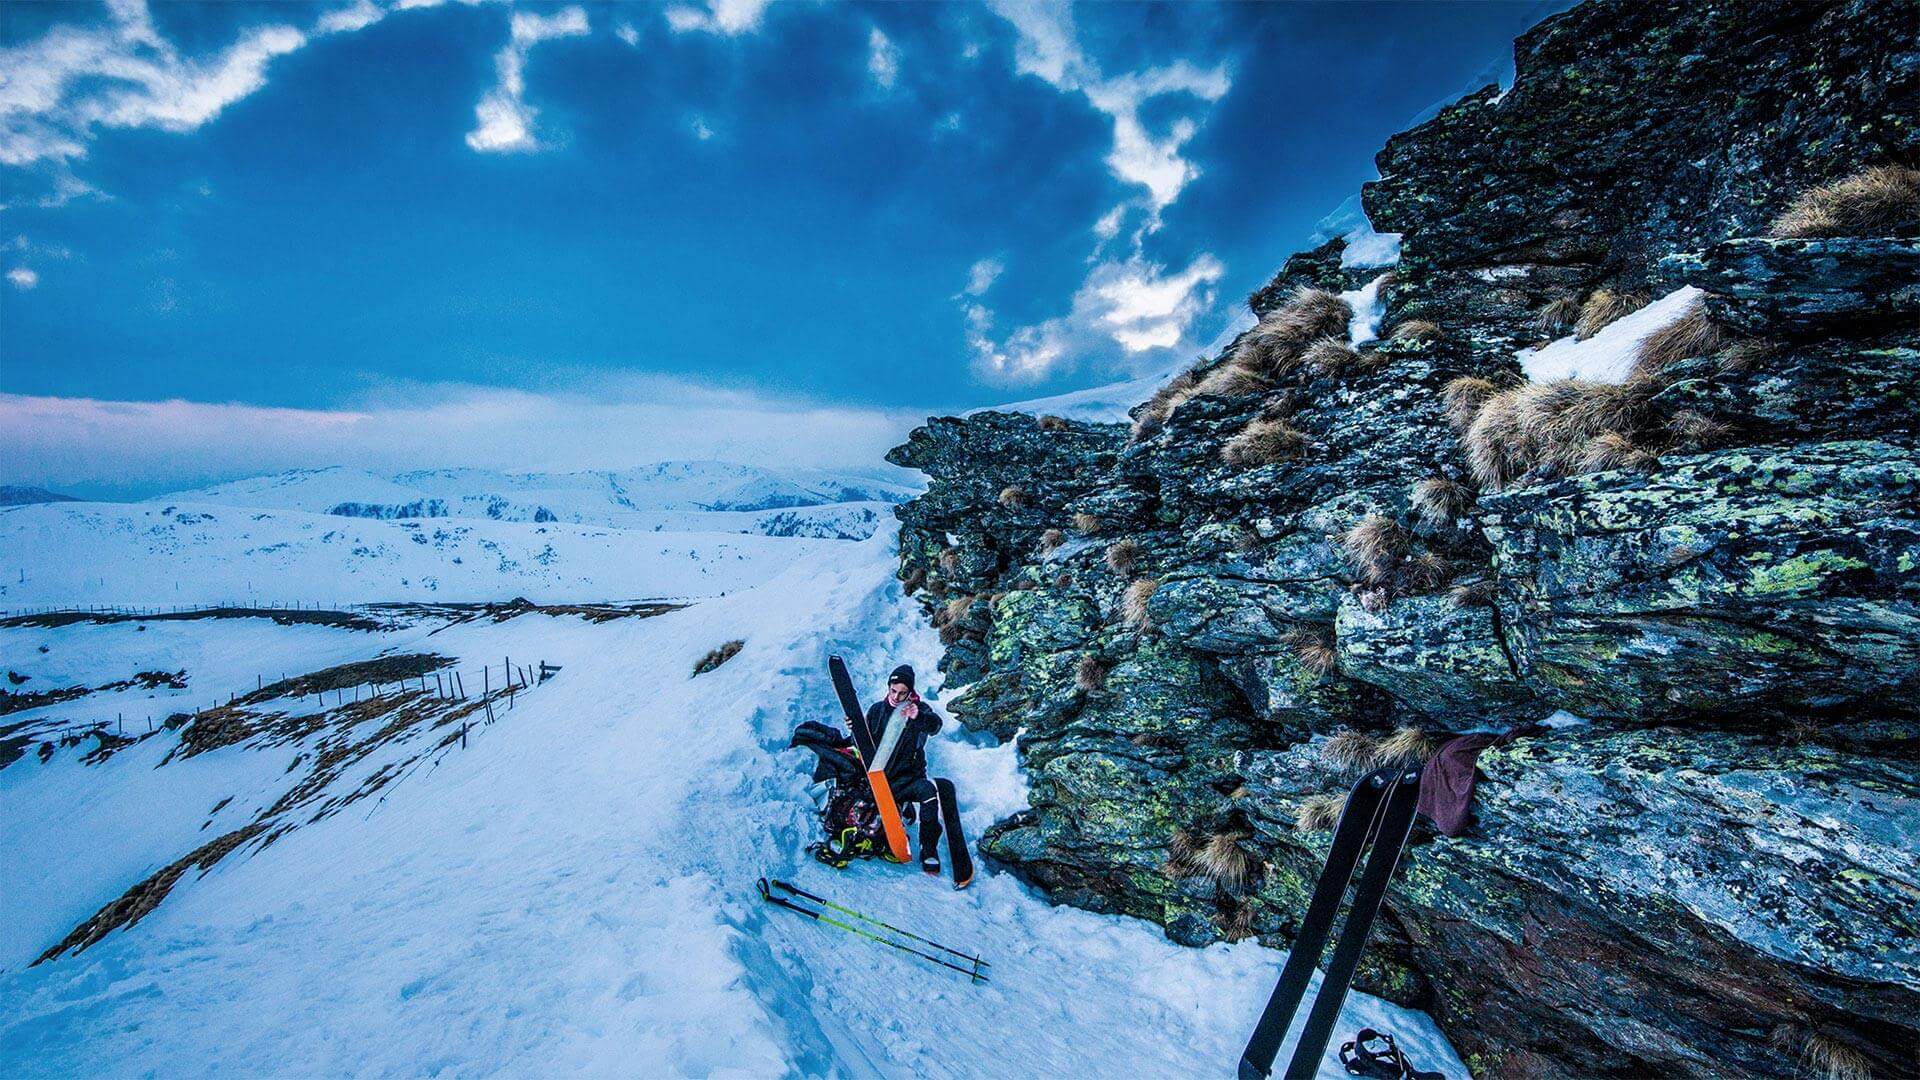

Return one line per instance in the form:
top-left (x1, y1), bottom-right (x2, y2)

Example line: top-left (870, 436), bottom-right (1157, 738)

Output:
top-left (864, 711), bottom-right (913, 863)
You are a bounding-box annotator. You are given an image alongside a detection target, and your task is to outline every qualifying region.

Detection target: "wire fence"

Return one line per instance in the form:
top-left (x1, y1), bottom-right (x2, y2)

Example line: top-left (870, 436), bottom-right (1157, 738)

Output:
top-left (0, 601), bottom-right (360, 619)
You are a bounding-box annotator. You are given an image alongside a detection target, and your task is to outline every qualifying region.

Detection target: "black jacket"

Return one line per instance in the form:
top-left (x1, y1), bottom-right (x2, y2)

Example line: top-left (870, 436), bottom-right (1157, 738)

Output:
top-left (865, 698), bottom-right (941, 783)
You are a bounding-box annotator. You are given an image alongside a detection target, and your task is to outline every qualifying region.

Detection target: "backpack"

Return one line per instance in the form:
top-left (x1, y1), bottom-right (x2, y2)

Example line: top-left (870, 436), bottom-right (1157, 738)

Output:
top-left (788, 721), bottom-right (890, 869)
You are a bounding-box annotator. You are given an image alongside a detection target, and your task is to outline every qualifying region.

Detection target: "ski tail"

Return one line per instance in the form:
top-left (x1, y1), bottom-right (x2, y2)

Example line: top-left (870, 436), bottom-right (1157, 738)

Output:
top-left (1281, 766), bottom-right (1422, 1080)
top-left (758, 878), bottom-right (988, 983)
top-left (934, 778), bottom-right (974, 889)
top-left (1238, 765), bottom-right (1401, 1080)
top-left (866, 770), bottom-right (912, 862)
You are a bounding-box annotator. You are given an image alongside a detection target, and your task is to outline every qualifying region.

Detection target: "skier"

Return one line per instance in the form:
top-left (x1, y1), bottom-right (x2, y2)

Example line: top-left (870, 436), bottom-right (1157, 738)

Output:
top-left (865, 665), bottom-right (949, 875)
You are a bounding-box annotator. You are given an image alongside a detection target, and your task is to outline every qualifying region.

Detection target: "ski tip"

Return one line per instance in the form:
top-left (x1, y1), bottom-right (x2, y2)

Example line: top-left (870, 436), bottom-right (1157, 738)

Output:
top-left (1237, 1057), bottom-right (1270, 1080)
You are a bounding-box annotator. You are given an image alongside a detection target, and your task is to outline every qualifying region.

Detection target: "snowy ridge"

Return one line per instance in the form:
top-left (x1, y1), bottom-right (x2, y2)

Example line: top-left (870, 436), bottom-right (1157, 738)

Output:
top-left (0, 532), bottom-right (1466, 1077)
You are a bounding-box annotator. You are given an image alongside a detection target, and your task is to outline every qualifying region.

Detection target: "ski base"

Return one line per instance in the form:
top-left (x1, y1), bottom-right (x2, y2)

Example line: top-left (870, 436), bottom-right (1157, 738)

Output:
top-left (934, 777), bottom-right (973, 888)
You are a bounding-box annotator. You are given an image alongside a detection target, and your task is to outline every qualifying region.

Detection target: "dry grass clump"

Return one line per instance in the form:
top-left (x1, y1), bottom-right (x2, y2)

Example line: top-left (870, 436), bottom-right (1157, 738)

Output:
top-left (1073, 513), bottom-right (1102, 536)
top-left (940, 595), bottom-right (975, 627)
top-left (1341, 515), bottom-right (1410, 585)
top-left (938, 621), bottom-right (965, 646)
top-left (1534, 295), bottom-right (1582, 337)
top-left (1170, 827), bottom-right (1258, 889)
top-left (1283, 625), bottom-right (1338, 678)
top-left (1389, 319), bottom-right (1443, 343)
top-left (901, 567), bottom-right (926, 594)
top-left (1411, 477), bottom-right (1473, 528)
top-left (1463, 378), bottom-right (1656, 490)
top-left (1442, 376), bottom-right (1500, 434)
top-left (1320, 728), bottom-right (1379, 772)
top-left (1405, 551), bottom-right (1456, 592)
top-left (1449, 577), bottom-right (1496, 608)
top-left (1038, 528), bottom-right (1066, 554)
top-left (938, 547), bottom-right (961, 572)
top-left (998, 485), bottom-right (1029, 509)
top-left (1232, 287), bottom-right (1354, 376)
top-left (1222, 416), bottom-right (1310, 467)
top-left (1770, 1025), bottom-right (1874, 1080)
top-left (1294, 792), bottom-right (1348, 832)
top-left (1302, 337), bottom-right (1367, 375)
top-left (1633, 298), bottom-right (1726, 379)
top-left (1574, 289), bottom-right (1649, 339)
top-left (1768, 163), bottom-right (1920, 239)
top-left (1105, 538), bottom-right (1142, 575)
top-left (1075, 654), bottom-right (1110, 692)
top-left (1037, 414), bottom-right (1071, 431)
top-left (1373, 726), bottom-right (1439, 768)
top-left (692, 639), bottom-right (744, 676)
top-left (1718, 338), bottom-right (1781, 374)
top-left (1131, 369), bottom-right (1202, 442)
top-left (1217, 899), bottom-right (1256, 943)
top-left (1664, 409), bottom-right (1731, 452)
top-left (1123, 578), bottom-right (1159, 629)
top-left (1192, 360), bottom-right (1274, 399)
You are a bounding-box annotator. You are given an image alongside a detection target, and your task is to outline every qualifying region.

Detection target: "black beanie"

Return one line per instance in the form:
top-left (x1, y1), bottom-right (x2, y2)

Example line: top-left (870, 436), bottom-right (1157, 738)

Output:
top-left (888, 664), bottom-right (915, 691)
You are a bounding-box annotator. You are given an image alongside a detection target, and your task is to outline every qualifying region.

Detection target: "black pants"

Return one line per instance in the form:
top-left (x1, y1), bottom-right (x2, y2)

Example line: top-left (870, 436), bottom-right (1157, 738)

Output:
top-left (895, 776), bottom-right (941, 856)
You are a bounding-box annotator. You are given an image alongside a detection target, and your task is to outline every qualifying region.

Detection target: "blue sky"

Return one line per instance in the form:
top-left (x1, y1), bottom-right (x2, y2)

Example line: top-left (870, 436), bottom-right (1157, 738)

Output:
top-left (0, 0), bottom-right (1552, 495)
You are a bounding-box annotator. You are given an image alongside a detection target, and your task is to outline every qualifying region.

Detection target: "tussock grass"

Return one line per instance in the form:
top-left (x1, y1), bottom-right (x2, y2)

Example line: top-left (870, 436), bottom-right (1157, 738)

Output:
top-left (1389, 319), bottom-right (1442, 343)
top-left (1123, 578), bottom-right (1158, 629)
top-left (1171, 827), bottom-right (1258, 889)
top-left (1073, 513), bottom-right (1102, 536)
top-left (1633, 299), bottom-right (1726, 379)
top-left (1222, 416), bottom-right (1309, 467)
top-left (1411, 477), bottom-right (1473, 528)
top-left (938, 621), bottom-right (964, 645)
top-left (1302, 337), bottom-right (1367, 375)
top-left (901, 567), bottom-right (926, 594)
top-left (1406, 551), bottom-right (1456, 592)
top-left (1217, 899), bottom-right (1256, 943)
top-left (1341, 515), bottom-right (1409, 585)
top-left (1105, 538), bottom-right (1142, 575)
top-left (1233, 287), bottom-right (1354, 377)
top-left (1373, 726), bottom-right (1439, 768)
top-left (1769, 163), bottom-right (1920, 239)
top-left (1664, 409), bottom-right (1731, 451)
top-left (1320, 728), bottom-right (1379, 772)
top-left (1574, 289), bottom-right (1649, 339)
top-left (692, 640), bottom-right (744, 676)
top-left (1442, 376), bottom-right (1500, 434)
top-left (1449, 577), bottom-right (1495, 608)
top-left (1193, 360), bottom-right (1273, 399)
top-left (942, 595), bottom-right (975, 626)
top-left (1131, 369), bottom-right (1202, 442)
top-left (1294, 792), bottom-right (1347, 832)
top-left (1576, 431), bottom-right (1658, 474)
top-left (1771, 1025), bottom-right (1874, 1080)
top-left (1038, 528), bottom-right (1066, 554)
top-left (998, 485), bottom-right (1029, 509)
top-left (938, 547), bottom-right (961, 572)
top-left (1718, 338), bottom-right (1780, 374)
top-left (1075, 654), bottom-right (1109, 692)
top-left (1534, 295), bottom-right (1582, 337)
top-left (1283, 625), bottom-right (1339, 678)
top-left (1464, 378), bottom-right (1656, 490)
top-left (1037, 414), bottom-right (1071, 431)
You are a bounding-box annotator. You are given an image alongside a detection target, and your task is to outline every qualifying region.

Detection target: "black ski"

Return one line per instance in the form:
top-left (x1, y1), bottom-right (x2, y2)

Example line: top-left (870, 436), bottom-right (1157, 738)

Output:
top-left (1281, 766), bottom-right (1422, 1080)
top-left (1237, 765), bottom-right (1416, 1080)
top-left (829, 655), bottom-right (875, 762)
top-left (1239, 766), bottom-right (1397, 1079)
top-left (933, 777), bottom-right (974, 889)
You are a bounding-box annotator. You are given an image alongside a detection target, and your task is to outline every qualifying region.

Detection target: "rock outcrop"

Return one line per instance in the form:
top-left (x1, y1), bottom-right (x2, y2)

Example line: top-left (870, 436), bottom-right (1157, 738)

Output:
top-left (886, 1), bottom-right (1919, 1076)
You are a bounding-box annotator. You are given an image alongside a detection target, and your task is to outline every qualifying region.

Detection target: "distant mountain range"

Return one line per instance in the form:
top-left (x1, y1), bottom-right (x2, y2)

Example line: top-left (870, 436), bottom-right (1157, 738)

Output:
top-left (0, 485), bottom-right (78, 507)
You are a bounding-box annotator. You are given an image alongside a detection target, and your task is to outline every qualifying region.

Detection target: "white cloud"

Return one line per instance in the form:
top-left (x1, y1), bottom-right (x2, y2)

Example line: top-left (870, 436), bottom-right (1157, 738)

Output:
top-left (0, 376), bottom-right (922, 495)
top-left (867, 27), bottom-right (900, 90)
top-left (664, 0), bottom-right (772, 36)
top-left (317, 1), bottom-right (383, 35)
top-left (688, 113), bottom-right (716, 141)
top-left (967, 253), bottom-right (1222, 383)
top-left (966, 2), bottom-right (1232, 381)
top-left (614, 21), bottom-right (642, 47)
top-left (465, 6), bottom-right (590, 154)
top-left (964, 257), bottom-right (1003, 296)
top-left (7, 267), bottom-right (39, 289)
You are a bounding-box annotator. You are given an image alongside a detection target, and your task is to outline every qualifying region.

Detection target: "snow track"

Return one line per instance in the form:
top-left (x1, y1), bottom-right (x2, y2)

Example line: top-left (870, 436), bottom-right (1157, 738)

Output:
top-left (0, 533), bottom-right (1464, 1078)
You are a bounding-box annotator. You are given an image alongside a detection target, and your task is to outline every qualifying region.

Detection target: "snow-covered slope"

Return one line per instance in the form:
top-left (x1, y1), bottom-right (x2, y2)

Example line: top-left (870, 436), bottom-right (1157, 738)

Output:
top-left (163, 462), bottom-right (920, 532)
top-left (0, 501), bottom-right (838, 607)
top-left (0, 531), bottom-right (1464, 1078)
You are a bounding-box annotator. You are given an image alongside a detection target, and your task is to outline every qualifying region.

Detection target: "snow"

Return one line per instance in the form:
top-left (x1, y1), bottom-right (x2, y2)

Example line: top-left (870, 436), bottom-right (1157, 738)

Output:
top-left (0, 501), bottom-right (844, 607)
top-left (1340, 272), bottom-right (1392, 346)
top-left (0, 523), bottom-right (1468, 1078)
top-left (988, 308), bottom-right (1259, 425)
top-left (1518, 286), bottom-right (1701, 384)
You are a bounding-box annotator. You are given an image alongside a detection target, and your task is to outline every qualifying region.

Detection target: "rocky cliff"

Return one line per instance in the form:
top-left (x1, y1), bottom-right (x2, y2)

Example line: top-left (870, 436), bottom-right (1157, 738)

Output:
top-left (887, 2), bottom-right (1919, 1076)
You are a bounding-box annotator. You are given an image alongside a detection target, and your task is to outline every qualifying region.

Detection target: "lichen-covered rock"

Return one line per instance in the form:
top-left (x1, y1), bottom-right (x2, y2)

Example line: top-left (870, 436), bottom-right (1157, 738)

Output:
top-left (1664, 237), bottom-right (1920, 333)
top-left (1334, 592), bottom-right (1533, 716)
top-left (1482, 440), bottom-right (1920, 721)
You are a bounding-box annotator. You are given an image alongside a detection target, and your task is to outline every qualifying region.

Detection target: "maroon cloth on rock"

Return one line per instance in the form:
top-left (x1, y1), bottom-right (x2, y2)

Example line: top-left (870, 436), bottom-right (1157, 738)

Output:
top-left (1415, 732), bottom-right (1508, 837)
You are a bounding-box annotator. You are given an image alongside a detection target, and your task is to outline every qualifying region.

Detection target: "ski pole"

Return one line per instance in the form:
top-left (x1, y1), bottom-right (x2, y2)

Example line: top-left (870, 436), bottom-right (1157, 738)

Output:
top-left (757, 879), bottom-right (988, 983)
top-left (768, 879), bottom-right (990, 968)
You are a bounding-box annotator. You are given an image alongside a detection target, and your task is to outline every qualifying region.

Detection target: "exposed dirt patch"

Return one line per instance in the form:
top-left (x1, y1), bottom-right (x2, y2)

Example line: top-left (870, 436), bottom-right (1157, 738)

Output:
top-left (35, 824), bottom-right (268, 965)
top-left (241, 654), bottom-right (454, 707)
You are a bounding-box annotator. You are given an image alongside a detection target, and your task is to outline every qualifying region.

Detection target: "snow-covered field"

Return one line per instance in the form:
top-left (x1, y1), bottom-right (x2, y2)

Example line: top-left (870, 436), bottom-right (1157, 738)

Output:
top-left (0, 500), bottom-right (845, 607)
top-left (0, 524), bottom-right (1466, 1078)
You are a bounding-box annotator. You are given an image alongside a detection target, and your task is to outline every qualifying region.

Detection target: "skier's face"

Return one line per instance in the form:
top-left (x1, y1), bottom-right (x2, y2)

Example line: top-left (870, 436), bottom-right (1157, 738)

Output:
top-left (886, 680), bottom-right (910, 704)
